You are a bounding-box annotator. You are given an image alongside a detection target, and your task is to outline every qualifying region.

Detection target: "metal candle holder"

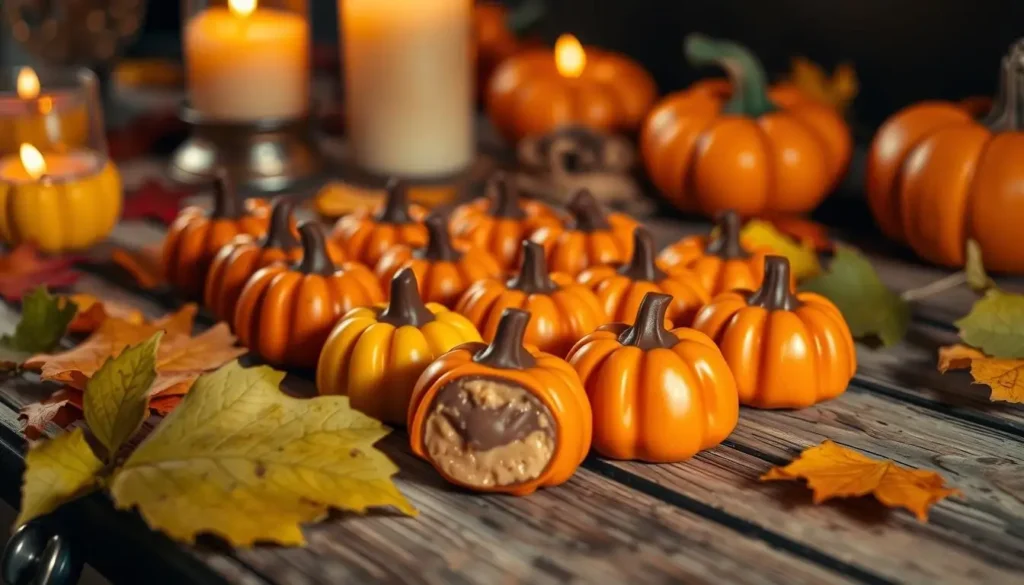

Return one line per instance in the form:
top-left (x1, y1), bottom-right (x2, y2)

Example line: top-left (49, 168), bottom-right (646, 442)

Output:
top-left (167, 104), bottom-right (323, 193)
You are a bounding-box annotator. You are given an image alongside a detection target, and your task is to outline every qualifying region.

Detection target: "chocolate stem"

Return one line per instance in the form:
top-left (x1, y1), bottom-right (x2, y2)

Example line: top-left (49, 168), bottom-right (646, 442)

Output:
top-left (618, 293), bottom-right (678, 350)
top-left (210, 169), bottom-right (243, 219)
top-left (487, 173), bottom-right (526, 220)
top-left (983, 40), bottom-right (1024, 132)
top-left (567, 189), bottom-right (611, 232)
top-left (422, 213), bottom-right (460, 262)
top-left (378, 268), bottom-right (435, 327)
top-left (508, 241), bottom-right (557, 293)
top-left (747, 256), bottom-right (802, 311)
top-left (474, 308), bottom-right (537, 369)
top-left (294, 223), bottom-right (336, 276)
top-left (618, 228), bottom-right (667, 282)
top-left (262, 198), bottom-right (300, 250)
top-left (705, 210), bottom-right (748, 259)
top-left (375, 178), bottom-right (414, 224)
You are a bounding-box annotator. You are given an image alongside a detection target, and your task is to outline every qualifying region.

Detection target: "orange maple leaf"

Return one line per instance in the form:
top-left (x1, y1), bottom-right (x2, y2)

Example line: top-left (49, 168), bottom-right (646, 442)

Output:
top-left (65, 294), bottom-right (146, 334)
top-left (761, 440), bottom-right (960, 521)
top-left (112, 244), bottom-right (164, 289)
top-left (937, 344), bottom-right (1024, 403)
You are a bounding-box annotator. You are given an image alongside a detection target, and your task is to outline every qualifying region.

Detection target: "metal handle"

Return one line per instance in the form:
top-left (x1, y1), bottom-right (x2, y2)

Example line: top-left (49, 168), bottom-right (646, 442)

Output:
top-left (2, 521), bottom-right (82, 585)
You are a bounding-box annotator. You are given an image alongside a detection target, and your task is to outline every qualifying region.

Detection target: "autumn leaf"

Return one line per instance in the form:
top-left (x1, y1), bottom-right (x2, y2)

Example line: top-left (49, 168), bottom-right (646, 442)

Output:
top-left (84, 333), bottom-right (161, 458)
top-left (0, 287), bottom-right (77, 369)
top-left (758, 214), bottom-right (833, 252)
top-left (954, 289), bottom-right (1024, 359)
top-left (312, 181), bottom-right (382, 219)
top-left (801, 245), bottom-right (910, 346)
top-left (739, 220), bottom-right (821, 281)
top-left (937, 344), bottom-right (986, 373)
top-left (787, 57), bottom-right (859, 114)
top-left (17, 428), bottom-right (103, 527)
top-left (122, 180), bottom-right (193, 226)
top-left (761, 440), bottom-right (960, 521)
top-left (0, 245), bottom-right (80, 301)
top-left (111, 245), bottom-right (164, 290)
top-left (109, 361), bottom-right (415, 546)
top-left (937, 344), bottom-right (1024, 404)
top-left (66, 294), bottom-right (145, 334)
top-left (149, 395), bottom-right (182, 416)
top-left (20, 388), bottom-right (84, 440)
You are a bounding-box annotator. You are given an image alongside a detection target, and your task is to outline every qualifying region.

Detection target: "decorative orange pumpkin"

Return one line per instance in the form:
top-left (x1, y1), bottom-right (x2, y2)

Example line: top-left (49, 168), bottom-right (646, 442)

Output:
top-left (692, 255), bottom-right (856, 409)
top-left (487, 35), bottom-right (658, 144)
top-left (529, 188), bottom-right (638, 276)
top-left (204, 198), bottom-right (346, 322)
top-left (375, 213), bottom-right (503, 308)
top-left (162, 172), bottom-right (270, 299)
top-left (865, 40), bottom-right (1024, 272)
top-left (332, 178), bottom-right (429, 267)
top-left (566, 292), bottom-right (738, 462)
top-left (656, 210), bottom-right (771, 295)
top-left (640, 34), bottom-right (851, 216)
top-left (578, 227), bottom-right (709, 327)
top-left (456, 240), bottom-right (606, 357)
top-left (234, 223), bottom-right (384, 368)
top-left (450, 174), bottom-right (561, 235)
top-left (317, 268), bottom-right (482, 425)
top-left (408, 307), bottom-right (592, 495)
top-left (455, 174), bottom-right (560, 270)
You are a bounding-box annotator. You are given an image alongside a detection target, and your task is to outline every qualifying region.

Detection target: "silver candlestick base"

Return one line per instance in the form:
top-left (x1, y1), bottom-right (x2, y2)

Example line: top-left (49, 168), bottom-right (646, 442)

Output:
top-left (167, 105), bottom-right (323, 193)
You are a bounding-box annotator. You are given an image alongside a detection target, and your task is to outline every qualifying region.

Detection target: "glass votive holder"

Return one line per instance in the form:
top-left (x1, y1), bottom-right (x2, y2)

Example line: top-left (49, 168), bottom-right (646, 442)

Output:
top-left (0, 68), bottom-right (121, 253)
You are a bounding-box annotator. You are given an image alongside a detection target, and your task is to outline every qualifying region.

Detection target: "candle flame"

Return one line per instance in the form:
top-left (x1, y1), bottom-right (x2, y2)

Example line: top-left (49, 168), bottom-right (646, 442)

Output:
top-left (16, 67), bottom-right (39, 100)
top-left (19, 143), bottom-right (46, 180)
top-left (555, 34), bottom-right (586, 79)
top-left (229, 0), bottom-right (257, 18)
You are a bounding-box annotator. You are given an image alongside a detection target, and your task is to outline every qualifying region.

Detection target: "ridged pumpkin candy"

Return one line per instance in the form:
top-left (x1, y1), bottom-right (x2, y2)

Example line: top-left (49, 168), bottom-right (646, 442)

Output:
top-left (332, 178), bottom-right (428, 266)
top-left (450, 173), bottom-right (561, 234)
top-left (529, 188), bottom-right (637, 277)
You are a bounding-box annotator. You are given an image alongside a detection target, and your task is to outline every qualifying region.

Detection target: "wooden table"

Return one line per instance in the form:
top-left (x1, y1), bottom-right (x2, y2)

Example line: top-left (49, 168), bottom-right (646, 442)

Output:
top-left (1, 158), bottom-right (1023, 585)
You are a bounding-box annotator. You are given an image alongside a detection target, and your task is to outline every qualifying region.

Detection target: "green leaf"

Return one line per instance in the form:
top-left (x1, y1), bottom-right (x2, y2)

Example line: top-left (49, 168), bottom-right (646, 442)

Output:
top-left (801, 245), bottom-right (910, 346)
top-left (83, 332), bottom-right (162, 458)
top-left (955, 289), bottom-right (1024, 358)
top-left (0, 287), bottom-right (76, 369)
top-left (965, 239), bottom-right (996, 293)
top-left (17, 428), bottom-right (104, 527)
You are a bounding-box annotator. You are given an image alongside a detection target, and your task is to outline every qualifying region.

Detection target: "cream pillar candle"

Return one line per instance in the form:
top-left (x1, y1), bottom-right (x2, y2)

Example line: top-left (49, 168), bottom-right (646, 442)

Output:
top-left (185, 0), bottom-right (309, 122)
top-left (341, 0), bottom-right (474, 178)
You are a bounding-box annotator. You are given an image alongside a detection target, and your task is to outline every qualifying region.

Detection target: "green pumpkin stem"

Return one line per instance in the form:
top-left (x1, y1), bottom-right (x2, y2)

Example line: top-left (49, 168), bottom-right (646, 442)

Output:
top-left (508, 241), bottom-right (557, 293)
top-left (618, 293), bottom-right (678, 350)
top-left (684, 34), bottom-right (778, 118)
top-left (487, 173), bottom-right (526, 220)
top-left (294, 223), bottom-right (336, 276)
top-left (262, 198), bottom-right (300, 250)
top-left (705, 210), bottom-right (749, 259)
top-left (618, 228), bottom-right (667, 282)
top-left (983, 40), bottom-right (1024, 132)
top-left (747, 255), bottom-right (802, 311)
top-left (210, 169), bottom-right (244, 220)
top-left (473, 308), bottom-right (537, 369)
top-left (567, 189), bottom-right (611, 232)
top-left (378, 268), bottom-right (435, 327)
top-left (422, 213), bottom-right (461, 262)
top-left (375, 178), bottom-right (414, 224)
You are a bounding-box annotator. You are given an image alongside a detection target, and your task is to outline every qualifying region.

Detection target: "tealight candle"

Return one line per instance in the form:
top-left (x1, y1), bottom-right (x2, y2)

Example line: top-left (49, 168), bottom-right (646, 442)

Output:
top-left (0, 67), bottom-right (89, 154)
top-left (184, 0), bottom-right (310, 121)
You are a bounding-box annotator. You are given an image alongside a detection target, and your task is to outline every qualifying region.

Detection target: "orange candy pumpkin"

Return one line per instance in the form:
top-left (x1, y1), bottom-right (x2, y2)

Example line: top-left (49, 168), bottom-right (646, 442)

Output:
top-left (162, 172), bottom-right (270, 299)
top-left (692, 256), bottom-right (856, 409)
top-left (450, 176), bottom-right (561, 235)
top-left (204, 198), bottom-right (345, 322)
top-left (456, 240), bottom-right (606, 357)
top-left (235, 223), bottom-right (384, 368)
top-left (332, 179), bottom-right (428, 266)
top-left (657, 210), bottom-right (770, 295)
top-left (640, 34), bottom-right (851, 216)
top-left (866, 40), bottom-right (1024, 272)
top-left (408, 308), bottom-right (592, 495)
top-left (529, 188), bottom-right (638, 276)
top-left (578, 227), bottom-right (709, 327)
top-left (375, 213), bottom-right (503, 308)
top-left (566, 292), bottom-right (738, 462)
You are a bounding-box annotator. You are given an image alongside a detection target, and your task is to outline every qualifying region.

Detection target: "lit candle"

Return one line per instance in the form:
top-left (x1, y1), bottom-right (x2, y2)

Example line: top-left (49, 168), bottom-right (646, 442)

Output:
top-left (185, 0), bottom-right (310, 122)
top-left (342, 0), bottom-right (474, 178)
top-left (0, 67), bottom-right (88, 154)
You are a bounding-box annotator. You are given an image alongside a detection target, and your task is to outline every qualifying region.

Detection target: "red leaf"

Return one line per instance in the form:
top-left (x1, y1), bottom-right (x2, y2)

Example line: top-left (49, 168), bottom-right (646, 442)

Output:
top-left (0, 245), bottom-right (81, 301)
top-left (149, 395), bottom-right (183, 416)
top-left (20, 387), bottom-right (83, 440)
top-left (122, 180), bottom-right (194, 225)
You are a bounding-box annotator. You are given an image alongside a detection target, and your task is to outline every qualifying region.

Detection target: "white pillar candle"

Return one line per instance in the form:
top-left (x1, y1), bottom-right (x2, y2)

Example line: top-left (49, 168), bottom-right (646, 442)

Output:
top-left (341, 0), bottom-right (474, 178)
top-left (185, 0), bottom-right (309, 122)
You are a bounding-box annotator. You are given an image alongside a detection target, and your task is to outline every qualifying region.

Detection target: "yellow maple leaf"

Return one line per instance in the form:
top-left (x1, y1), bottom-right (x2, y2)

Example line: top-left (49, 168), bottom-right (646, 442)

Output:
top-left (937, 344), bottom-right (986, 373)
top-left (761, 440), bottom-right (959, 521)
top-left (740, 220), bottom-right (821, 281)
top-left (17, 428), bottom-right (103, 527)
top-left (84, 333), bottom-right (161, 457)
top-left (937, 344), bottom-right (1024, 403)
top-left (109, 361), bottom-right (416, 546)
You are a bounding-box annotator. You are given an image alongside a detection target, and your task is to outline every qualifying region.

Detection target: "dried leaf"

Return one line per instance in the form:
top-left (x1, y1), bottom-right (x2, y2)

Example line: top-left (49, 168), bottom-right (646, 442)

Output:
top-left (149, 395), bottom-right (182, 416)
top-left (112, 245), bottom-right (164, 289)
top-left (17, 428), bottom-right (103, 527)
top-left (66, 294), bottom-right (145, 334)
top-left (312, 181), bottom-right (382, 219)
top-left (0, 245), bottom-right (80, 301)
top-left (109, 361), bottom-right (416, 546)
top-left (937, 344), bottom-right (1024, 403)
top-left (787, 57), bottom-right (859, 113)
top-left (801, 245), bottom-right (909, 346)
top-left (759, 214), bottom-right (833, 252)
top-left (20, 388), bottom-right (84, 440)
top-left (739, 220), bottom-right (821, 281)
top-left (0, 287), bottom-right (77, 369)
top-left (761, 440), bottom-right (960, 521)
top-left (955, 289), bottom-right (1024, 359)
top-left (937, 344), bottom-right (986, 373)
top-left (122, 180), bottom-right (194, 226)
top-left (964, 239), bottom-right (995, 293)
top-left (84, 333), bottom-right (161, 458)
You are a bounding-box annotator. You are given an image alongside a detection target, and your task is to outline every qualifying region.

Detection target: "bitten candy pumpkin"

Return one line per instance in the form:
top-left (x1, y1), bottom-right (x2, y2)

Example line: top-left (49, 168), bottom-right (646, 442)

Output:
top-left (566, 292), bottom-right (738, 462)
top-left (332, 178), bottom-right (428, 266)
top-left (235, 223), bottom-right (384, 368)
top-left (866, 39), bottom-right (1024, 272)
top-left (162, 172), bottom-right (270, 299)
top-left (640, 34), bottom-right (851, 216)
top-left (456, 240), bottom-right (606, 357)
top-left (204, 198), bottom-right (345, 322)
top-left (657, 210), bottom-right (771, 295)
top-left (317, 268), bottom-right (482, 425)
top-left (692, 256), bottom-right (856, 409)
top-left (408, 308), bottom-right (592, 495)
top-left (375, 213), bottom-right (503, 308)
top-left (578, 227), bottom-right (709, 327)
top-left (529, 188), bottom-right (637, 276)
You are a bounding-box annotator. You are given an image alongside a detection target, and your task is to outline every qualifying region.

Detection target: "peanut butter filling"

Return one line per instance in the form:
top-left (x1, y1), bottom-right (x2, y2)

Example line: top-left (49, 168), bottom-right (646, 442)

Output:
top-left (423, 378), bottom-right (556, 488)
